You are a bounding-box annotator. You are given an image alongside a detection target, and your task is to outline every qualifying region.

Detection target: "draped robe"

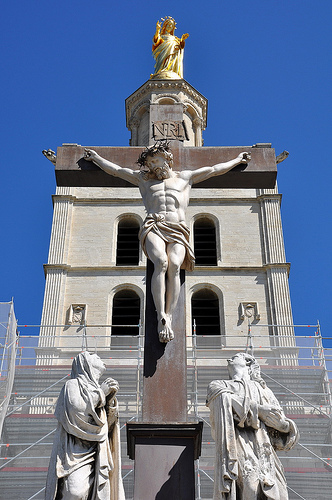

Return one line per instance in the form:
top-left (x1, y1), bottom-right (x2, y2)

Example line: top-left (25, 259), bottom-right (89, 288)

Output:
top-left (45, 354), bottom-right (125, 500)
top-left (139, 213), bottom-right (195, 271)
top-left (152, 34), bottom-right (184, 79)
top-left (206, 378), bottom-right (299, 500)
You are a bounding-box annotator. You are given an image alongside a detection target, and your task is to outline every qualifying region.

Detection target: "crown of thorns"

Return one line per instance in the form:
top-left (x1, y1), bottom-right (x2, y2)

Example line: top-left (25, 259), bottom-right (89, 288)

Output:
top-left (137, 141), bottom-right (173, 168)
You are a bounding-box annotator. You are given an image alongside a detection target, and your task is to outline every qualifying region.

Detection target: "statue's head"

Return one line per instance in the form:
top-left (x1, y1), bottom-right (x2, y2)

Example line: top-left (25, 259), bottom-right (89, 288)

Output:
top-left (160, 17), bottom-right (176, 35)
top-left (71, 351), bottom-right (106, 384)
top-left (137, 142), bottom-right (173, 180)
top-left (227, 352), bottom-right (266, 386)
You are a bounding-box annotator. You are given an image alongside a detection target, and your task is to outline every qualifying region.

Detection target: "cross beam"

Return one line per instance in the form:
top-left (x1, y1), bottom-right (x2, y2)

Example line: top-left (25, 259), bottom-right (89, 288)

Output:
top-left (54, 143), bottom-right (277, 189)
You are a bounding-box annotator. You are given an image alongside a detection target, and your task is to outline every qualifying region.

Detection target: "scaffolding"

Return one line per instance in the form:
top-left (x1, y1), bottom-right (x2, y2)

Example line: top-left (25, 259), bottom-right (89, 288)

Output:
top-left (0, 301), bottom-right (17, 438)
top-left (0, 320), bottom-right (331, 500)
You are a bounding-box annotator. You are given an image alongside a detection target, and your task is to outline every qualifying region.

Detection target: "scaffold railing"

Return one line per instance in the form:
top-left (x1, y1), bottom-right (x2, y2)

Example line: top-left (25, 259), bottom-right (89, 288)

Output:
top-left (1, 322), bottom-right (332, 500)
top-left (0, 301), bottom-right (18, 438)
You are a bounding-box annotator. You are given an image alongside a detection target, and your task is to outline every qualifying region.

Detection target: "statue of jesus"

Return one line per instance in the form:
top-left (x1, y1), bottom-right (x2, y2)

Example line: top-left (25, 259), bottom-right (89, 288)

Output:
top-left (84, 143), bottom-right (250, 343)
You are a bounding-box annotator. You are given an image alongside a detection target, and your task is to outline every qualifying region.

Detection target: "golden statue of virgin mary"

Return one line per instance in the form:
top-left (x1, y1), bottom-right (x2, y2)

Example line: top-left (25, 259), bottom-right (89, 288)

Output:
top-left (150, 17), bottom-right (189, 80)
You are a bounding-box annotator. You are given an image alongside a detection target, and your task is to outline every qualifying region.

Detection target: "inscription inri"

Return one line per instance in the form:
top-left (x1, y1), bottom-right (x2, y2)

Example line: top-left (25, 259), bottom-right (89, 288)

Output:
top-left (152, 121), bottom-right (188, 141)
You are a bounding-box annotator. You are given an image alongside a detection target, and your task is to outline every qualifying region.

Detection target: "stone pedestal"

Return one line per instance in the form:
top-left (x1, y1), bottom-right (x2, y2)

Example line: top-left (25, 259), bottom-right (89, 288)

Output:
top-left (127, 422), bottom-right (203, 500)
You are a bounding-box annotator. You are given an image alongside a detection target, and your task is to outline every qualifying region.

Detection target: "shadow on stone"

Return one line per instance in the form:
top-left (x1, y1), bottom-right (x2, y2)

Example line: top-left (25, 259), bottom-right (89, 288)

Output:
top-left (77, 157), bottom-right (100, 170)
top-left (143, 260), bottom-right (166, 377)
top-left (155, 447), bottom-right (195, 500)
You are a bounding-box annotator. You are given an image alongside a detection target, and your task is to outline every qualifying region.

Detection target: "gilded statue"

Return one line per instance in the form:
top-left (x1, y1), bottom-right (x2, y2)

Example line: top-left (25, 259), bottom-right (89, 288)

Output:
top-left (150, 17), bottom-right (189, 80)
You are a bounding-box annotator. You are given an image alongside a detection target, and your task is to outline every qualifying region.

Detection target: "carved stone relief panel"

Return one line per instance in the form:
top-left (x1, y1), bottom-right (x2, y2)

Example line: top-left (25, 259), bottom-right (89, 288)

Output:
top-left (67, 304), bottom-right (87, 325)
top-left (239, 302), bottom-right (260, 321)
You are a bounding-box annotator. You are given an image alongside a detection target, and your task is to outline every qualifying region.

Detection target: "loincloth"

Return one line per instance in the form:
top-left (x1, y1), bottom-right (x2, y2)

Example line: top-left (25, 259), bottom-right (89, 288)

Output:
top-left (139, 214), bottom-right (195, 271)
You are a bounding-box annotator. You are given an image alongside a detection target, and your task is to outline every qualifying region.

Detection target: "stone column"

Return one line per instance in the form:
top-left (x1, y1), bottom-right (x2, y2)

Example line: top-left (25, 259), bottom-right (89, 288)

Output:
top-left (38, 187), bottom-right (74, 361)
top-left (142, 262), bottom-right (187, 422)
top-left (193, 117), bottom-right (203, 147)
top-left (258, 187), bottom-right (296, 363)
top-left (129, 118), bottom-right (140, 146)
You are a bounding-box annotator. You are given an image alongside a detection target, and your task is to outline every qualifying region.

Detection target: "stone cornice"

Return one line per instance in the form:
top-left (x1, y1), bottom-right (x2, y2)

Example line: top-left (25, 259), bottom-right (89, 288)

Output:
top-left (43, 264), bottom-right (69, 277)
top-left (43, 263), bottom-right (290, 274)
top-left (192, 263), bottom-right (290, 273)
top-left (43, 264), bottom-right (146, 273)
top-left (52, 194), bottom-right (76, 202)
top-left (189, 196), bottom-right (259, 204)
top-left (265, 262), bottom-right (291, 274)
top-left (74, 198), bottom-right (143, 205)
top-left (53, 194), bottom-right (261, 204)
top-left (257, 192), bottom-right (282, 202)
top-left (54, 195), bottom-right (261, 205)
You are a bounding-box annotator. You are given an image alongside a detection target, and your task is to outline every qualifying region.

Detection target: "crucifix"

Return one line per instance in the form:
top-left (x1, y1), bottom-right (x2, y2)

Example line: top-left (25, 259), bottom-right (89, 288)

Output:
top-left (53, 138), bottom-right (276, 500)
top-left (84, 143), bottom-right (250, 343)
top-left (55, 141), bottom-right (276, 426)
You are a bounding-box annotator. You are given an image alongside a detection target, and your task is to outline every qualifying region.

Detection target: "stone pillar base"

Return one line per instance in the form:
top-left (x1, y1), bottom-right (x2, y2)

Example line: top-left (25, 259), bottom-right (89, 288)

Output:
top-left (127, 422), bottom-right (203, 500)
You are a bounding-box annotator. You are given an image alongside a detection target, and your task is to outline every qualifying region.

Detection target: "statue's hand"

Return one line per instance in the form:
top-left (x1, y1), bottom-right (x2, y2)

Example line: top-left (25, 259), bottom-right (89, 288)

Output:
top-left (258, 404), bottom-right (280, 422)
top-left (84, 148), bottom-right (99, 162)
top-left (182, 33), bottom-right (189, 40)
top-left (258, 405), bottom-right (290, 433)
top-left (101, 377), bottom-right (119, 398)
top-left (156, 21), bottom-right (161, 32)
top-left (238, 152), bottom-right (251, 164)
top-left (275, 419), bottom-right (290, 433)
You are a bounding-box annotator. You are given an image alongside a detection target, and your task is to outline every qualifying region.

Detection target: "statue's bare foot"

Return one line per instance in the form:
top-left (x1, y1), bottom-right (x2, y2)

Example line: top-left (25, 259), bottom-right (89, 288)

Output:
top-left (158, 316), bottom-right (174, 343)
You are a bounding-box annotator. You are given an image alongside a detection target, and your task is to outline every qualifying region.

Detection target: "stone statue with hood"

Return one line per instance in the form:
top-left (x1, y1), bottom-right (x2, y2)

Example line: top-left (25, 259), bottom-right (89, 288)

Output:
top-left (45, 351), bottom-right (125, 500)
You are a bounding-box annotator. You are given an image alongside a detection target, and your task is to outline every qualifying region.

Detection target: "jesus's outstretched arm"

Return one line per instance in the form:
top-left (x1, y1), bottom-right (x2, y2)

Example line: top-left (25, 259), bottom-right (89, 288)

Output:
top-left (188, 152), bottom-right (251, 185)
top-left (84, 148), bottom-right (140, 186)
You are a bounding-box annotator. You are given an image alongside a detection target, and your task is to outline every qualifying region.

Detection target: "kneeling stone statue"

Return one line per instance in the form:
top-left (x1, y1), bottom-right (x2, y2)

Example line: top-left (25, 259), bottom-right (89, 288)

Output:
top-left (45, 351), bottom-right (125, 500)
top-left (206, 353), bottom-right (299, 500)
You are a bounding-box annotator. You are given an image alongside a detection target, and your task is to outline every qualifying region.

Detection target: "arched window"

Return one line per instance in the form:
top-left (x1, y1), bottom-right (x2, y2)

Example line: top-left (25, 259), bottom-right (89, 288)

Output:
top-left (194, 217), bottom-right (217, 266)
top-left (191, 288), bottom-right (225, 348)
top-left (191, 289), bottom-right (220, 336)
top-left (111, 290), bottom-right (140, 336)
top-left (116, 219), bottom-right (140, 266)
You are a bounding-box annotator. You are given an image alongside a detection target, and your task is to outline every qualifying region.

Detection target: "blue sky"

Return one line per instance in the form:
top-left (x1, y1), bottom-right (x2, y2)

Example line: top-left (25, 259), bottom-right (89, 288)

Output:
top-left (0, 1), bottom-right (331, 343)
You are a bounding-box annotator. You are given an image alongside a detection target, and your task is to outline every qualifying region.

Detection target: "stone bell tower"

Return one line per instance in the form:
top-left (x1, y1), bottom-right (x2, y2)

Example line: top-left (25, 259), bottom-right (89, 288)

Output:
top-left (126, 80), bottom-right (207, 147)
top-left (35, 15), bottom-right (296, 500)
